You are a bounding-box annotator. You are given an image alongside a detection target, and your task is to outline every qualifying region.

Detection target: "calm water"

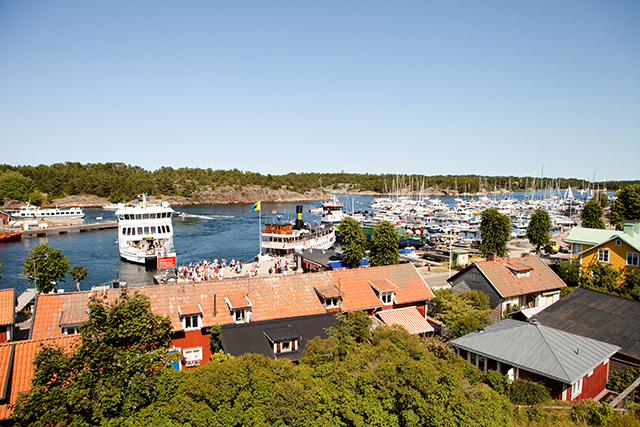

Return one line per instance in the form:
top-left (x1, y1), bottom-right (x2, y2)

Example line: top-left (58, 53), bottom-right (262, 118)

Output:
top-left (0, 190), bottom-right (590, 296)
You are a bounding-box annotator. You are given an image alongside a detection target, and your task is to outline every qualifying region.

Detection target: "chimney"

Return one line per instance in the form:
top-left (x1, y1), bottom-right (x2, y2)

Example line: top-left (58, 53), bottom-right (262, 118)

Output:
top-left (487, 252), bottom-right (497, 262)
top-left (294, 205), bottom-right (304, 230)
top-left (623, 221), bottom-right (635, 237)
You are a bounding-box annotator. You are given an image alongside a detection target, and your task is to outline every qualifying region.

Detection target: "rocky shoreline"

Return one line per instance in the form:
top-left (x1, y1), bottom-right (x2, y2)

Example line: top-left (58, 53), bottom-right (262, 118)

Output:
top-left (2, 185), bottom-right (510, 209)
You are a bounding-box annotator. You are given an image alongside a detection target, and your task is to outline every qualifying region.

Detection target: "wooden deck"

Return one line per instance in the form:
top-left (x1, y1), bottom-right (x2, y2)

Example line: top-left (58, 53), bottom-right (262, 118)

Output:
top-left (20, 221), bottom-right (118, 236)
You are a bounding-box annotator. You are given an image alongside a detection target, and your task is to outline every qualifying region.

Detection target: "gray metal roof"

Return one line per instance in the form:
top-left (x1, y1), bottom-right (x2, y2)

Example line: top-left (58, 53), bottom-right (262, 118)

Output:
top-left (450, 319), bottom-right (619, 385)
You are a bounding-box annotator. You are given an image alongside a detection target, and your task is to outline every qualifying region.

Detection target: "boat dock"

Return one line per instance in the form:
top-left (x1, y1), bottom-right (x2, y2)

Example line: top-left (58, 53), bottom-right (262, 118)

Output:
top-left (19, 221), bottom-right (118, 237)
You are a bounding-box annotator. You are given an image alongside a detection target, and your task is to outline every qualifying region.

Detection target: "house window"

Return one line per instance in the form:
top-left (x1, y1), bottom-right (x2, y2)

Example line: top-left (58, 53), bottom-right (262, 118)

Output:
top-left (380, 291), bottom-right (394, 305)
top-left (472, 272), bottom-right (482, 282)
top-left (182, 314), bottom-right (200, 330)
top-left (183, 347), bottom-right (202, 367)
top-left (571, 243), bottom-right (582, 254)
top-left (571, 377), bottom-right (583, 400)
top-left (233, 309), bottom-right (250, 324)
top-left (324, 297), bottom-right (340, 308)
top-left (627, 252), bottom-right (639, 267)
top-left (62, 326), bottom-right (78, 335)
top-left (515, 271), bottom-right (530, 279)
top-left (616, 239), bottom-right (622, 246)
top-left (597, 249), bottom-right (609, 263)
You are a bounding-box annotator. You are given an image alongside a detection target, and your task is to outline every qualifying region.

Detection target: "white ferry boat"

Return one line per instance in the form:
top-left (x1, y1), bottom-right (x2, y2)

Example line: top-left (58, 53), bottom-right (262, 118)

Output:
top-left (14, 203), bottom-right (85, 219)
top-left (114, 195), bottom-right (175, 264)
top-left (261, 206), bottom-right (335, 255)
top-left (320, 195), bottom-right (345, 224)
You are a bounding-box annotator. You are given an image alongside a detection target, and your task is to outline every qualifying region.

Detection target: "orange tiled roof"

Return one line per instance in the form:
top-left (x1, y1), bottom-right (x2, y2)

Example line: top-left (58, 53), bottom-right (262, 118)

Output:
top-left (474, 256), bottom-right (566, 298)
top-left (314, 284), bottom-right (344, 299)
top-left (0, 336), bottom-right (79, 421)
top-left (377, 307), bottom-right (435, 334)
top-left (31, 264), bottom-right (434, 339)
top-left (0, 345), bottom-right (12, 401)
top-left (0, 289), bottom-right (15, 326)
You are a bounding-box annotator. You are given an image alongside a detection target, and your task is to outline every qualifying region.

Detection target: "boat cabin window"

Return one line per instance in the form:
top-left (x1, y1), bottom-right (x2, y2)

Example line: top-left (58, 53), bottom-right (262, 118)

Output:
top-left (144, 227), bottom-right (150, 234)
top-left (166, 225), bottom-right (171, 233)
top-left (137, 227), bottom-right (143, 235)
top-left (135, 214), bottom-right (142, 220)
top-left (151, 226), bottom-right (156, 234)
top-left (150, 213), bottom-right (156, 219)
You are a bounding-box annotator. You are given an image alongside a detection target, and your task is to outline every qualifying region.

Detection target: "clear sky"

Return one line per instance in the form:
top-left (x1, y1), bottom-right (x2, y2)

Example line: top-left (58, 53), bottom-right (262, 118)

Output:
top-left (1, 1), bottom-right (638, 181)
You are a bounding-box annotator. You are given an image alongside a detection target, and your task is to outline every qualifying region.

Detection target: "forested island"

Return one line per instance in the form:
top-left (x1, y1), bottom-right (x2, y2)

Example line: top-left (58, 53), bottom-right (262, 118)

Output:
top-left (1, 162), bottom-right (638, 207)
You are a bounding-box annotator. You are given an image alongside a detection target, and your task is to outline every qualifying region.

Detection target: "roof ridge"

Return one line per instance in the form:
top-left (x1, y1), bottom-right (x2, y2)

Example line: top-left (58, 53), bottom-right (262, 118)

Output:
top-left (534, 322), bottom-right (572, 383)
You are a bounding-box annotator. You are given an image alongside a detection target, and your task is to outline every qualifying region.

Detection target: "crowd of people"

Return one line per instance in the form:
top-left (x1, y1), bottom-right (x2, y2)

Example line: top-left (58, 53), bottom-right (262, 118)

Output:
top-left (174, 257), bottom-right (259, 282)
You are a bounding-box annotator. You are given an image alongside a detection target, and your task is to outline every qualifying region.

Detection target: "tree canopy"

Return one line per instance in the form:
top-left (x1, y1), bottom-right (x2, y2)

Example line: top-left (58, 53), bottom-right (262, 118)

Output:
top-left (610, 184), bottom-right (640, 229)
top-left (479, 208), bottom-right (511, 258)
top-left (21, 242), bottom-right (70, 293)
top-left (338, 217), bottom-right (367, 267)
top-left (581, 198), bottom-right (606, 229)
top-left (430, 290), bottom-right (493, 338)
top-left (12, 289), bottom-right (174, 426)
top-left (0, 170), bottom-right (42, 204)
top-left (70, 265), bottom-right (89, 291)
top-left (526, 209), bottom-right (551, 253)
top-left (368, 221), bottom-right (399, 267)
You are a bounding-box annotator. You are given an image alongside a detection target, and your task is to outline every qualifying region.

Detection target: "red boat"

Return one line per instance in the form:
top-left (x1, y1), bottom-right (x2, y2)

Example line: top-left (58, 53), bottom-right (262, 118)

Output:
top-left (0, 232), bottom-right (21, 242)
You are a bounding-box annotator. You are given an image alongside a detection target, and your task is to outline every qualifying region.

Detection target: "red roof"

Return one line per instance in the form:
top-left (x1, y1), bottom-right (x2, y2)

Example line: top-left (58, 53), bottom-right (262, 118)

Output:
top-left (0, 336), bottom-right (79, 421)
top-left (31, 264), bottom-right (434, 339)
top-left (0, 289), bottom-right (15, 327)
top-left (465, 255), bottom-right (566, 298)
top-left (377, 307), bottom-right (435, 334)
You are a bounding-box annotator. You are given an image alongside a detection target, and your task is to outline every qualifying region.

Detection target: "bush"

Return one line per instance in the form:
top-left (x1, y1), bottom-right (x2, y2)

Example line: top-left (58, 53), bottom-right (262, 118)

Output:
top-left (481, 370), bottom-right (510, 395)
top-left (571, 400), bottom-right (613, 426)
top-left (610, 367), bottom-right (640, 393)
top-left (509, 378), bottom-right (551, 405)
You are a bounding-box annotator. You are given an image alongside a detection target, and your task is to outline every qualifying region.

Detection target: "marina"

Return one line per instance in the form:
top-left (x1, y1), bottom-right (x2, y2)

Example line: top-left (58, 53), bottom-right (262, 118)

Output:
top-left (0, 190), bottom-right (593, 296)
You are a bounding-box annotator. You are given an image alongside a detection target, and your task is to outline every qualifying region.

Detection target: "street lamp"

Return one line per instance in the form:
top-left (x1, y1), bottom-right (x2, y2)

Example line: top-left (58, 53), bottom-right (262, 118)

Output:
top-left (442, 235), bottom-right (457, 278)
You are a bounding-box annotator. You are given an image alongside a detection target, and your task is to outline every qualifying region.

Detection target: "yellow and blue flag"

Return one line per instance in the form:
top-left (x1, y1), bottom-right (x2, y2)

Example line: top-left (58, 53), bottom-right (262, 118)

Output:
top-left (249, 201), bottom-right (261, 213)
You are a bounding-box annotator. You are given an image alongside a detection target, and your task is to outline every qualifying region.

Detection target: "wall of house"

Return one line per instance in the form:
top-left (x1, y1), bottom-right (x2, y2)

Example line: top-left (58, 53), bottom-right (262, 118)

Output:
top-left (581, 240), bottom-right (640, 275)
top-left (567, 359), bottom-right (610, 401)
top-left (170, 329), bottom-right (211, 370)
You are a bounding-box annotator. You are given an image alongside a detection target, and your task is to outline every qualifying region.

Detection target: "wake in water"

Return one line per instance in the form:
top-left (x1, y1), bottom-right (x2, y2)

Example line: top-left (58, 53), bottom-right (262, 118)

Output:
top-left (177, 213), bottom-right (235, 220)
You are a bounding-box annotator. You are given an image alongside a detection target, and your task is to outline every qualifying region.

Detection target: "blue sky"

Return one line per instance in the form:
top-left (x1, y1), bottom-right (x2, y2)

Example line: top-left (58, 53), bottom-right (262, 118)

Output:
top-left (1, 1), bottom-right (638, 181)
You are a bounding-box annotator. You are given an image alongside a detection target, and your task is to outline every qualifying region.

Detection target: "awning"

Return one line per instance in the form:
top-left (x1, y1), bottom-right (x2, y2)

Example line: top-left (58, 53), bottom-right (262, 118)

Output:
top-left (377, 307), bottom-right (434, 334)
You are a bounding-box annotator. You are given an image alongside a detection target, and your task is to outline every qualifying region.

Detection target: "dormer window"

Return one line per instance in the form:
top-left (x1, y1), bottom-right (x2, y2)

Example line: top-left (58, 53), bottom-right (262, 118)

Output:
top-left (515, 271), bottom-right (530, 279)
top-left (178, 305), bottom-right (203, 331)
top-left (62, 326), bottom-right (79, 335)
top-left (225, 294), bottom-right (252, 324)
top-left (314, 285), bottom-right (344, 310)
top-left (505, 262), bottom-right (533, 279)
top-left (368, 279), bottom-right (399, 307)
top-left (380, 291), bottom-right (394, 305)
top-left (264, 326), bottom-right (301, 356)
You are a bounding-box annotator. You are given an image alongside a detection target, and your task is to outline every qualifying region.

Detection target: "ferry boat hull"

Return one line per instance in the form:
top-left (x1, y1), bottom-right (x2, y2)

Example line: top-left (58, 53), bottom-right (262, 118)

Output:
top-left (262, 206), bottom-right (336, 256)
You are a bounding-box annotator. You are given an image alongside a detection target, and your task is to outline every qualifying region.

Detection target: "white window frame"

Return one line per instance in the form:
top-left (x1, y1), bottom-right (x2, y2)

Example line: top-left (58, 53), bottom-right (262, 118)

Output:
top-left (233, 309), bottom-right (250, 324)
top-left (380, 291), bottom-right (394, 306)
top-left (324, 297), bottom-right (340, 308)
top-left (571, 377), bottom-right (583, 400)
top-left (616, 239), bottom-right (622, 246)
top-left (62, 326), bottom-right (78, 335)
top-left (626, 252), bottom-right (639, 267)
top-left (571, 243), bottom-right (582, 255)
top-left (182, 314), bottom-right (201, 331)
top-left (597, 249), bottom-right (610, 263)
top-left (183, 347), bottom-right (203, 367)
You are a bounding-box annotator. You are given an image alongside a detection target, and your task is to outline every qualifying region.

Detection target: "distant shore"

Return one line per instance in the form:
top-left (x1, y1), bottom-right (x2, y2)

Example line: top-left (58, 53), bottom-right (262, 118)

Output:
top-left (2, 185), bottom-right (514, 209)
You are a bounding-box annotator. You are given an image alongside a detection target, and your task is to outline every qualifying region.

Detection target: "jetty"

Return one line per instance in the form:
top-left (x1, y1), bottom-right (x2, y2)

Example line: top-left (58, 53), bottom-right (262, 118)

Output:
top-left (20, 221), bottom-right (118, 237)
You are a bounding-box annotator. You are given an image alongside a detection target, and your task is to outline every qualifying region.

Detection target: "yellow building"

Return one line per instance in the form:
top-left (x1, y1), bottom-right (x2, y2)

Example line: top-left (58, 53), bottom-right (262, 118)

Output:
top-left (566, 222), bottom-right (640, 274)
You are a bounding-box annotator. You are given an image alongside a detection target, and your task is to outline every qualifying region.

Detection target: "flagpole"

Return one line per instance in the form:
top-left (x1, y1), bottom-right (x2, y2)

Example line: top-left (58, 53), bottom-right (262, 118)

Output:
top-left (258, 202), bottom-right (262, 257)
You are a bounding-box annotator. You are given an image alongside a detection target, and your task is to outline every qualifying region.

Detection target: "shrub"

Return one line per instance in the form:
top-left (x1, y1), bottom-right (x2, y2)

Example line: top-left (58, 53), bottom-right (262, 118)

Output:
top-left (509, 378), bottom-right (551, 405)
top-left (571, 400), bottom-right (613, 426)
top-left (481, 370), bottom-right (510, 395)
top-left (610, 367), bottom-right (640, 393)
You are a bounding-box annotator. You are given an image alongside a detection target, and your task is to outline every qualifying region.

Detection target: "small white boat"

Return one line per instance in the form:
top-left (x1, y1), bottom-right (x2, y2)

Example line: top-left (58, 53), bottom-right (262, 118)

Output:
top-left (13, 203), bottom-right (85, 219)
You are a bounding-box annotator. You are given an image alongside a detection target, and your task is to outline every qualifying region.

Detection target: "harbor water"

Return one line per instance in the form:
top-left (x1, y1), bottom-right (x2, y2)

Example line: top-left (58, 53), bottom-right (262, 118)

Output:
top-left (0, 190), bottom-right (591, 296)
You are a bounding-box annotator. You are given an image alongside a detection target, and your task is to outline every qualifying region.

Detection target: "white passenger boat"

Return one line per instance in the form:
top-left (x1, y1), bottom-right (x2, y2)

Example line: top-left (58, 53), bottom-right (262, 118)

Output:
top-left (320, 195), bottom-right (346, 224)
top-left (13, 203), bottom-right (85, 219)
top-left (114, 195), bottom-right (175, 264)
top-left (261, 206), bottom-right (335, 255)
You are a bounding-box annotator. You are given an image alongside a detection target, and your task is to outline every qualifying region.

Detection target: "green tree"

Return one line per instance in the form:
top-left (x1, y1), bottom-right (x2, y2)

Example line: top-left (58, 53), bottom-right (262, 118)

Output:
top-left (338, 217), bottom-right (367, 267)
top-left (209, 323), bottom-right (223, 355)
top-left (0, 170), bottom-right (37, 202)
top-left (610, 184), bottom-right (640, 229)
top-left (70, 264), bottom-right (88, 291)
top-left (479, 208), bottom-right (511, 258)
top-left (588, 262), bottom-right (622, 294)
top-left (582, 198), bottom-right (605, 229)
top-left (368, 221), bottom-right (399, 266)
top-left (22, 242), bottom-right (70, 293)
top-left (12, 289), bottom-right (174, 426)
top-left (526, 209), bottom-right (551, 253)
top-left (430, 290), bottom-right (493, 338)
top-left (623, 270), bottom-right (640, 301)
top-left (554, 260), bottom-right (585, 288)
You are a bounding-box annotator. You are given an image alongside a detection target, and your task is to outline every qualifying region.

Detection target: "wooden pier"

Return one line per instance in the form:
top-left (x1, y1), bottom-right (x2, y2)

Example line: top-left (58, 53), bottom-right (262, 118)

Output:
top-left (20, 221), bottom-right (118, 237)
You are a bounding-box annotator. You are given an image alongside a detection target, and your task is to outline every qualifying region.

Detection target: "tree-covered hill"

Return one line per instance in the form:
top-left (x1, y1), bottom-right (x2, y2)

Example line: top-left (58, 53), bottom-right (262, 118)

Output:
top-left (1, 162), bottom-right (636, 205)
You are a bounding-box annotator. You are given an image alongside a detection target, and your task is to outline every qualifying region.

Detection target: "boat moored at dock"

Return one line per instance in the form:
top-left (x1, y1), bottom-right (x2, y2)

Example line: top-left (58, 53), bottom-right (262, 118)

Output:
top-left (262, 206), bottom-right (336, 256)
top-left (13, 203), bottom-right (85, 219)
top-left (115, 195), bottom-right (176, 264)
